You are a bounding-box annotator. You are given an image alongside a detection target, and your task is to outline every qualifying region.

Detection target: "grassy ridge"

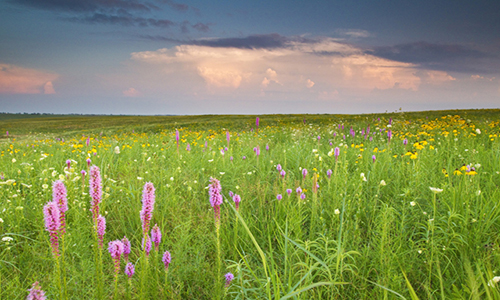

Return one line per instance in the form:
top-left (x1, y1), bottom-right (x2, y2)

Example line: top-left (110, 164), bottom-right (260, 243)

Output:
top-left (1, 109), bottom-right (500, 299)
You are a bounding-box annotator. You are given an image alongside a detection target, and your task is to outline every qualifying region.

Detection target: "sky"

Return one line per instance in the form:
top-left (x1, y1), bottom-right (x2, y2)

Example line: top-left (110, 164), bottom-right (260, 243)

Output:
top-left (1, 0), bottom-right (500, 115)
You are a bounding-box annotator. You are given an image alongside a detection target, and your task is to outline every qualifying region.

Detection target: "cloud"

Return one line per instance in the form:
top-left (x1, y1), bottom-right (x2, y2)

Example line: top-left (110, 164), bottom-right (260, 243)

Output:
top-left (367, 41), bottom-right (500, 74)
top-left (336, 29), bottom-right (370, 38)
top-left (306, 79), bottom-right (315, 88)
top-left (122, 87), bottom-right (140, 97)
top-left (69, 13), bottom-right (175, 27)
top-left (128, 37), bottom-right (425, 95)
top-left (0, 64), bottom-right (58, 94)
top-left (425, 71), bottom-right (456, 84)
top-left (11, 0), bottom-right (155, 13)
top-left (188, 34), bottom-right (318, 49)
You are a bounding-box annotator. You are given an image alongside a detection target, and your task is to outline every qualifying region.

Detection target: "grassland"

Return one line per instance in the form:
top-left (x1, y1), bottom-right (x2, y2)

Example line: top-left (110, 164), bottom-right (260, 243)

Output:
top-left (1, 109), bottom-right (500, 299)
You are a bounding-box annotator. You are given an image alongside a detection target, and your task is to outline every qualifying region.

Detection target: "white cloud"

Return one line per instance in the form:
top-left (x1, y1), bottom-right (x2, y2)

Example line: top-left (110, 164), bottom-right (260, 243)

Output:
top-left (425, 71), bottom-right (456, 85)
top-left (306, 79), bottom-right (315, 88)
top-left (197, 67), bottom-right (243, 88)
top-left (43, 81), bottom-right (55, 94)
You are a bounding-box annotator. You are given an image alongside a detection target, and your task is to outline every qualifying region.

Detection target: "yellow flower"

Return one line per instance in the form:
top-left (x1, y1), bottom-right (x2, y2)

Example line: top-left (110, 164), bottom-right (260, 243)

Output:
top-left (453, 169), bottom-right (462, 175)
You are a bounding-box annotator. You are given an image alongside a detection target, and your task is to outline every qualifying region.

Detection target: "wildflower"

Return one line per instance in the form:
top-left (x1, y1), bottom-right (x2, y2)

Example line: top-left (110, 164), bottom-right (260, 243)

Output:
top-left (242, 156), bottom-right (246, 160)
top-left (476, 190), bottom-right (481, 196)
top-left (43, 201), bottom-right (61, 256)
top-left (334, 209), bottom-right (340, 215)
top-left (175, 130), bottom-right (179, 150)
top-left (233, 194), bottom-right (241, 211)
top-left (476, 128), bottom-right (481, 134)
top-left (2, 236), bottom-right (13, 242)
top-left (410, 201), bottom-right (416, 206)
top-left (114, 146), bottom-right (120, 154)
top-left (108, 240), bottom-right (124, 274)
top-left (209, 177), bottom-right (223, 227)
top-left (89, 166), bottom-right (102, 221)
top-left (151, 224), bottom-right (162, 251)
top-left (186, 143), bottom-right (191, 151)
top-left (372, 155), bottom-right (376, 162)
top-left (96, 215), bottom-right (106, 248)
top-left (27, 281), bottom-right (46, 300)
top-left (327, 169), bottom-right (332, 179)
top-left (266, 144), bottom-right (269, 151)
top-left (52, 180), bottom-right (68, 235)
top-left (488, 276), bottom-right (500, 286)
top-left (124, 262), bottom-right (135, 278)
top-left (429, 187), bottom-right (443, 194)
top-left (403, 138), bottom-right (408, 145)
top-left (142, 235), bottom-right (152, 257)
top-left (226, 131), bottom-right (230, 147)
top-left (280, 170), bottom-right (286, 178)
top-left (277, 194), bottom-right (282, 201)
top-left (140, 182), bottom-right (156, 235)
top-left (256, 117), bottom-right (259, 130)
top-left (387, 129), bottom-right (392, 142)
top-left (122, 236), bottom-right (131, 262)
top-left (66, 159), bottom-right (71, 170)
top-left (379, 180), bottom-right (386, 186)
top-left (360, 173), bottom-right (367, 182)
top-left (286, 189), bottom-right (292, 196)
top-left (277, 164), bottom-right (282, 171)
top-left (225, 272), bottom-right (234, 288)
top-left (296, 187), bottom-right (302, 194)
top-left (229, 191), bottom-right (234, 198)
top-left (86, 158), bottom-right (91, 167)
top-left (302, 168), bottom-right (308, 179)
top-left (162, 250), bottom-right (171, 270)
top-left (12, 158), bottom-right (16, 163)
top-left (300, 193), bottom-right (306, 200)
top-left (334, 147), bottom-right (340, 161)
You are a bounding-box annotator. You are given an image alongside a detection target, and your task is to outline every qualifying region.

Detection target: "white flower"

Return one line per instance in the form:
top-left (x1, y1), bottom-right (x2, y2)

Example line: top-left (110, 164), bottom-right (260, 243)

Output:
top-left (21, 183), bottom-right (32, 188)
top-left (476, 190), bottom-right (481, 196)
top-left (12, 158), bottom-right (16, 163)
top-left (328, 149), bottom-right (334, 156)
top-left (0, 180), bottom-right (16, 185)
top-left (247, 172), bottom-right (252, 175)
top-left (476, 128), bottom-right (481, 134)
top-left (170, 177), bottom-right (174, 181)
top-left (410, 201), bottom-right (416, 206)
top-left (379, 180), bottom-right (386, 186)
top-left (334, 209), bottom-right (340, 215)
top-left (51, 171), bottom-right (58, 177)
top-left (312, 149), bottom-right (318, 153)
top-left (0, 218), bottom-right (3, 223)
top-left (360, 173), bottom-right (367, 182)
top-left (147, 157), bottom-right (151, 161)
top-left (16, 206), bottom-right (23, 210)
top-left (137, 177), bottom-right (143, 180)
top-left (59, 174), bottom-right (65, 181)
top-left (208, 159), bottom-right (214, 162)
top-left (2, 237), bottom-right (13, 242)
top-left (418, 250), bottom-right (422, 254)
top-left (475, 163), bottom-right (481, 169)
top-left (114, 146), bottom-right (120, 154)
top-left (488, 276), bottom-right (500, 286)
top-left (429, 187), bottom-right (443, 194)
top-left (42, 184), bottom-right (49, 189)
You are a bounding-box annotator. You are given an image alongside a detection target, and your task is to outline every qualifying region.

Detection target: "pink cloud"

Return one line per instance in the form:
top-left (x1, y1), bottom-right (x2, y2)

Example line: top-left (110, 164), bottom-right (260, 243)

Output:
top-left (0, 64), bottom-right (58, 94)
top-left (122, 87), bottom-right (140, 97)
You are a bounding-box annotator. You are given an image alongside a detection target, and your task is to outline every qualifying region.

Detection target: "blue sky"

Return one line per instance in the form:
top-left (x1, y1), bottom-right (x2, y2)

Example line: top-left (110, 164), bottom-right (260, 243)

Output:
top-left (1, 0), bottom-right (499, 114)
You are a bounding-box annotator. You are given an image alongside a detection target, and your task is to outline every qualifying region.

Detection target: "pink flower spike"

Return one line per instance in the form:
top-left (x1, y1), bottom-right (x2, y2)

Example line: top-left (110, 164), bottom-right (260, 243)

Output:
top-left (52, 180), bottom-right (68, 235)
top-left (233, 194), bottom-right (241, 211)
top-left (125, 262), bottom-right (135, 278)
top-left (142, 235), bottom-right (152, 257)
top-left (302, 168), bottom-right (308, 179)
top-left (66, 159), bottom-right (71, 170)
top-left (108, 240), bottom-right (124, 275)
top-left (43, 201), bottom-right (61, 257)
top-left (96, 215), bottom-right (106, 249)
top-left (140, 182), bottom-right (156, 235)
top-left (162, 250), bottom-right (171, 270)
top-left (209, 177), bottom-right (223, 227)
top-left (151, 224), bottom-right (162, 251)
top-left (27, 281), bottom-right (46, 300)
top-left (89, 165), bottom-right (102, 221)
top-left (122, 236), bottom-right (131, 262)
top-left (86, 158), bottom-right (91, 167)
top-left (225, 272), bottom-right (234, 288)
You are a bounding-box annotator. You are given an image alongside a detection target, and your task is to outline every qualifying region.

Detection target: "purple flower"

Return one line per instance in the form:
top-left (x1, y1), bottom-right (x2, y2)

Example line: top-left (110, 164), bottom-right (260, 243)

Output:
top-left (300, 193), bottom-right (306, 200)
top-left (296, 187), bottom-right (302, 194)
top-left (230, 156), bottom-right (233, 161)
top-left (276, 194), bottom-right (282, 201)
top-left (220, 149), bottom-right (224, 156)
top-left (108, 240), bottom-right (124, 274)
top-left (266, 144), bottom-right (269, 151)
top-left (387, 129), bottom-right (392, 142)
top-left (81, 170), bottom-right (86, 177)
top-left (162, 250), bottom-right (171, 270)
top-left (334, 147), bottom-right (340, 161)
top-left (142, 235), bottom-right (152, 257)
top-left (125, 262), bottom-right (135, 278)
top-left (372, 155), bottom-right (376, 162)
top-left (233, 194), bottom-right (241, 211)
top-left (6, 131), bottom-right (9, 137)
top-left (89, 165), bottom-right (102, 221)
top-left (226, 131), bottom-right (230, 146)
top-left (225, 272), bottom-right (234, 288)
top-left (122, 236), bottom-right (131, 262)
top-left (255, 146), bottom-right (260, 157)
top-left (43, 201), bottom-right (60, 257)
top-left (280, 170), bottom-right (286, 178)
top-left (176, 130), bottom-right (179, 143)
top-left (86, 137), bottom-right (90, 147)
top-left (327, 169), bottom-right (332, 179)
top-left (242, 156), bottom-right (246, 160)
top-left (66, 159), bottom-right (71, 170)
top-left (329, 142), bottom-right (333, 146)
top-left (140, 182), bottom-right (156, 235)
top-left (286, 189), bottom-right (292, 196)
top-left (96, 215), bottom-right (106, 248)
top-left (86, 158), bottom-right (91, 167)
top-left (317, 136), bottom-right (321, 141)
top-left (389, 118), bottom-right (392, 125)
top-left (256, 117), bottom-right (259, 128)
top-left (151, 224), bottom-right (162, 251)
top-left (302, 168), bottom-right (308, 179)
top-left (209, 177), bottom-right (223, 227)
top-left (27, 281), bottom-right (46, 300)
top-left (52, 180), bottom-right (68, 235)
top-left (229, 191), bottom-right (234, 198)
top-left (403, 138), bottom-right (408, 145)
top-left (276, 164), bottom-right (282, 171)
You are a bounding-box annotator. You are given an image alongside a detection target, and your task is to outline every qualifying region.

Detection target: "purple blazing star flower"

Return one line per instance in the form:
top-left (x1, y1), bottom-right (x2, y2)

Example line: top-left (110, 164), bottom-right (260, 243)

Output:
top-left (140, 182), bottom-right (155, 235)
top-left (317, 136), bottom-right (321, 141)
top-left (52, 180), bottom-right (68, 235)
top-left (162, 250), bottom-right (171, 270)
top-left (296, 187), bottom-right (302, 194)
top-left (266, 144), bottom-right (269, 151)
top-left (142, 235), bottom-right (152, 257)
top-left (89, 165), bottom-right (102, 222)
top-left (229, 191), bottom-right (234, 198)
top-left (230, 156), bottom-right (233, 161)
top-left (286, 189), bottom-right (292, 196)
top-left (125, 262), bottom-right (135, 278)
top-left (96, 215), bottom-right (106, 248)
top-left (277, 164), bottom-right (282, 171)
top-left (151, 224), bottom-right (162, 251)
top-left (209, 177), bottom-right (223, 227)
top-left (27, 282), bottom-right (46, 300)
top-left (226, 131), bottom-right (230, 146)
top-left (403, 138), bottom-right (408, 145)
top-left (233, 194), bottom-right (241, 211)
top-left (242, 156), bottom-right (246, 160)
top-left (225, 272), bottom-right (234, 288)
top-left (300, 193), bottom-right (306, 200)
top-left (43, 201), bottom-right (61, 257)
top-left (302, 168), bottom-right (308, 179)
top-left (276, 194), bottom-right (282, 201)
top-left (66, 159), bottom-right (71, 170)
top-left (186, 143), bottom-right (191, 151)
top-left (327, 169), bottom-right (332, 179)
top-left (108, 240), bottom-right (124, 274)
top-left (256, 117), bottom-right (260, 128)
top-left (372, 155), bottom-right (376, 162)
top-left (122, 236), bottom-right (131, 262)
top-left (387, 130), bottom-right (392, 142)
top-left (280, 170), bottom-right (286, 178)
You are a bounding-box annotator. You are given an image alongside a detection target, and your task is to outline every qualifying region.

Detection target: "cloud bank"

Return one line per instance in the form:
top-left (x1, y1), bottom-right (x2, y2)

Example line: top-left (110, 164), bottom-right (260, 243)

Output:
top-left (0, 64), bottom-right (58, 94)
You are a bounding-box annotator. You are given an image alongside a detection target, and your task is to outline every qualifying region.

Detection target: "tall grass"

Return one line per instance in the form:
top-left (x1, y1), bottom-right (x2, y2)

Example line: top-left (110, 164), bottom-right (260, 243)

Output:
top-left (0, 111), bottom-right (500, 298)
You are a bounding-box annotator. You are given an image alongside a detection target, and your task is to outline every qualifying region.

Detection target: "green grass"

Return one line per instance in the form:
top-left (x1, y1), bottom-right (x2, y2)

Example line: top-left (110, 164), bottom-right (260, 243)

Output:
top-left (1, 109), bottom-right (500, 299)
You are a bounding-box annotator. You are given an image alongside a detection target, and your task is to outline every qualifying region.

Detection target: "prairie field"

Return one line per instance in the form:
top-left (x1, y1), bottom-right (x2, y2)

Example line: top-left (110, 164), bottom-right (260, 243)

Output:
top-left (2, 109), bottom-right (500, 299)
